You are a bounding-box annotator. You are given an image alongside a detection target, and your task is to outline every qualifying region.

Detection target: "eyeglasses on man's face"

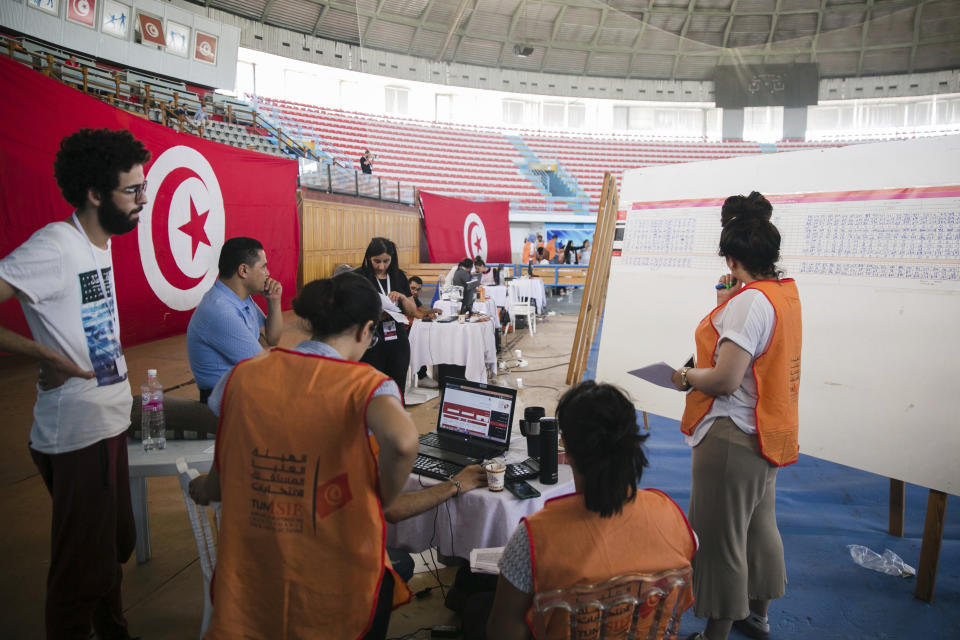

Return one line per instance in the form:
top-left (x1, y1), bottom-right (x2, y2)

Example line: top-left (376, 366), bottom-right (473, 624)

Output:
top-left (367, 325), bottom-right (380, 350)
top-left (116, 180), bottom-right (148, 199)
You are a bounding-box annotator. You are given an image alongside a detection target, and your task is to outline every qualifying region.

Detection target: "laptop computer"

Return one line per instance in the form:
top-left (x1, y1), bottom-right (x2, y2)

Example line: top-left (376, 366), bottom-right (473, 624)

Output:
top-left (418, 378), bottom-right (517, 466)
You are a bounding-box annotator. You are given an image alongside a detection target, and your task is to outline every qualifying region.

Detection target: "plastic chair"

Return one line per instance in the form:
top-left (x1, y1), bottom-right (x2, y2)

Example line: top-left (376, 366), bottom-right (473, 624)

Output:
top-left (176, 457), bottom-right (220, 637)
top-left (532, 566), bottom-right (693, 640)
top-left (507, 280), bottom-right (537, 336)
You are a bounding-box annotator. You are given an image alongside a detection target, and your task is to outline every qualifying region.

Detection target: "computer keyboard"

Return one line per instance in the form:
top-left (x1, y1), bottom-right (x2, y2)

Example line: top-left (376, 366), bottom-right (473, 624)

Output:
top-left (413, 454), bottom-right (541, 483)
top-left (419, 432), bottom-right (442, 447)
top-left (413, 455), bottom-right (463, 481)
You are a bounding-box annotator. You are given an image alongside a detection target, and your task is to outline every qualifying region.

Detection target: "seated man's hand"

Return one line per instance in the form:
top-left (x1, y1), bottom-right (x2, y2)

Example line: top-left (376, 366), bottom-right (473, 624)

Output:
top-left (263, 277), bottom-right (283, 302)
top-left (453, 464), bottom-right (487, 493)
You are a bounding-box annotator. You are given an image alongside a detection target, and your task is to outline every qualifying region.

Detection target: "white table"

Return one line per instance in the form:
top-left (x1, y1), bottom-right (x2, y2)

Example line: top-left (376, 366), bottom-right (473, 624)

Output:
top-left (408, 318), bottom-right (497, 383)
top-left (487, 278), bottom-right (547, 312)
top-left (434, 298), bottom-right (500, 329)
top-left (127, 439), bottom-right (215, 564)
top-left (386, 435), bottom-right (575, 557)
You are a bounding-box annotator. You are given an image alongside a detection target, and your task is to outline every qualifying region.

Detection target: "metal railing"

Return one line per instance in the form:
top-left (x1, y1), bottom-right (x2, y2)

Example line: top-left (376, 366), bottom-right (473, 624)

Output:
top-left (488, 263), bottom-right (589, 289)
top-left (299, 160), bottom-right (415, 204)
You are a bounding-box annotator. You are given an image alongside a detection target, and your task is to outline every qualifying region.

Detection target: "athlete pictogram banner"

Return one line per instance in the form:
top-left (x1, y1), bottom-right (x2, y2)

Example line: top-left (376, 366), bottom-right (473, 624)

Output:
top-left (0, 55), bottom-right (299, 346)
top-left (418, 191), bottom-right (511, 263)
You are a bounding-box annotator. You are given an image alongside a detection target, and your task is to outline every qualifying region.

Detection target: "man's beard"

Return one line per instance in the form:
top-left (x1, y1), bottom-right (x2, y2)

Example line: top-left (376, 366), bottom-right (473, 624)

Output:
top-left (97, 197), bottom-right (141, 235)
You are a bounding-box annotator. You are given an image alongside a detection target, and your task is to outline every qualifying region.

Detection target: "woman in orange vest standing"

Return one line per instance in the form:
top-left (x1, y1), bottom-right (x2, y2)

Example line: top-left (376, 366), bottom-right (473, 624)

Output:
top-left (486, 381), bottom-right (697, 639)
top-left (671, 192), bottom-right (802, 640)
top-left (188, 272), bottom-right (419, 639)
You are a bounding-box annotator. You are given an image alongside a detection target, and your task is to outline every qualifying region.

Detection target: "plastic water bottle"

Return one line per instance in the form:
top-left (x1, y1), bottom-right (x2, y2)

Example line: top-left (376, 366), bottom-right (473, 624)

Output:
top-left (141, 369), bottom-right (166, 451)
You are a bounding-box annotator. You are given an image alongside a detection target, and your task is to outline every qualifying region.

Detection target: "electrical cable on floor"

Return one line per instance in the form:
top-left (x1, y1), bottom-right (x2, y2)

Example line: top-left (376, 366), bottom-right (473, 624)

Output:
top-left (386, 626), bottom-right (432, 640)
top-left (418, 475), bottom-right (448, 600)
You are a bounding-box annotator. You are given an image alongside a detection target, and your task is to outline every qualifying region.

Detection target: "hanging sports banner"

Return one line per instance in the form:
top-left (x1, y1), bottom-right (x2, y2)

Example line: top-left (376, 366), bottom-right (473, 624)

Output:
top-left (419, 191), bottom-right (511, 263)
top-left (0, 55), bottom-right (299, 346)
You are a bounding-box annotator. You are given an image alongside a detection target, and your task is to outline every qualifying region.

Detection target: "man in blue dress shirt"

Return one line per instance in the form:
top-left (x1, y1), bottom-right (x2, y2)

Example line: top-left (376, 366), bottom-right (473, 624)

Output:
top-left (187, 237), bottom-right (283, 403)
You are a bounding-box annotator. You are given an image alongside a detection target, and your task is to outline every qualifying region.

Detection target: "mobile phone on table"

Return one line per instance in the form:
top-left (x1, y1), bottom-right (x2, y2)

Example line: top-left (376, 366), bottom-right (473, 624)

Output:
top-left (506, 480), bottom-right (541, 500)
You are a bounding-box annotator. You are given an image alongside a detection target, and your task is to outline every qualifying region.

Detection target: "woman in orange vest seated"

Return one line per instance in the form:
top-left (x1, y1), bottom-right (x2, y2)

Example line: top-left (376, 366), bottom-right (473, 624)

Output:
top-left (486, 381), bottom-right (697, 639)
top-left (188, 272), bottom-right (419, 640)
top-left (670, 192), bottom-right (801, 640)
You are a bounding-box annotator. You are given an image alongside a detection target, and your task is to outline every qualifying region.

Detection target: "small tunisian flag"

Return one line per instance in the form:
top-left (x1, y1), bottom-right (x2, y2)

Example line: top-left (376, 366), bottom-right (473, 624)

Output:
top-left (419, 192), bottom-right (511, 263)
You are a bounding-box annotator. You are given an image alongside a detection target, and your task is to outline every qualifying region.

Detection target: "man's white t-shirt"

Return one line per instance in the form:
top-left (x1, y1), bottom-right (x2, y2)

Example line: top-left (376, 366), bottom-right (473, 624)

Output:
top-left (0, 220), bottom-right (132, 454)
top-left (686, 288), bottom-right (775, 447)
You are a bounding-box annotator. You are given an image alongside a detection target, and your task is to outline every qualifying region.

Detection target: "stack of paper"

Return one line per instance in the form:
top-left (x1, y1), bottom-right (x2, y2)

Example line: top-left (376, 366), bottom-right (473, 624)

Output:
top-left (469, 546), bottom-right (504, 575)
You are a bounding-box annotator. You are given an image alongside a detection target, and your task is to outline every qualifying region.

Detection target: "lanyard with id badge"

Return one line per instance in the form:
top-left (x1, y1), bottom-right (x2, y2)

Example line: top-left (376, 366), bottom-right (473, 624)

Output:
top-left (72, 213), bottom-right (128, 383)
top-left (377, 277), bottom-right (400, 342)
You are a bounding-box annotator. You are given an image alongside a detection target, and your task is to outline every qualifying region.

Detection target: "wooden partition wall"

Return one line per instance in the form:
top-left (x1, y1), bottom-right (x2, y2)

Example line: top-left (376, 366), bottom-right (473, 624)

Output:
top-left (300, 189), bottom-right (420, 284)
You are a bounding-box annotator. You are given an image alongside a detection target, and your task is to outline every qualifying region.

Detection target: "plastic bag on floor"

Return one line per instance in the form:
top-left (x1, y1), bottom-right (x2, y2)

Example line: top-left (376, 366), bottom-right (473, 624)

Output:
top-left (847, 544), bottom-right (916, 578)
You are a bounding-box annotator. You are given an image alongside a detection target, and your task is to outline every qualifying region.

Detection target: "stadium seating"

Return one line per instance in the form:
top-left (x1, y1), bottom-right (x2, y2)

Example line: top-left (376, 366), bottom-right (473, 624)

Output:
top-left (255, 96), bottom-right (840, 215)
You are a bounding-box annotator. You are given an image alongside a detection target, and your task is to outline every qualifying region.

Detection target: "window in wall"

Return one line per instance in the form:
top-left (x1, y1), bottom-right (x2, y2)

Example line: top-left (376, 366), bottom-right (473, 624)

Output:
top-left (543, 102), bottom-right (565, 128)
top-left (340, 80), bottom-right (360, 110)
top-left (503, 99), bottom-right (526, 125)
top-left (613, 105), bottom-right (629, 130)
top-left (385, 86), bottom-right (409, 115)
top-left (568, 103), bottom-right (586, 128)
top-left (743, 106), bottom-right (783, 142)
top-left (236, 61), bottom-right (255, 97)
top-left (436, 94), bottom-right (453, 122)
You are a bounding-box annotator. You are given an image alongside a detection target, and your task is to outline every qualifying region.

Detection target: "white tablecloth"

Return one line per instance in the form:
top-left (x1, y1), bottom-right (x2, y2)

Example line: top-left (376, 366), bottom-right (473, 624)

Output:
top-left (408, 318), bottom-right (496, 383)
top-left (128, 439), bottom-right (215, 564)
top-left (386, 435), bottom-right (575, 557)
top-left (435, 298), bottom-right (500, 329)
top-left (486, 278), bottom-right (547, 312)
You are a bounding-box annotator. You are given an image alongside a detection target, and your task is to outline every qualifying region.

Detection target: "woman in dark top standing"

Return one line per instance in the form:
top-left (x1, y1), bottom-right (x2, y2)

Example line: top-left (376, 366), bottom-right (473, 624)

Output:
top-left (356, 237), bottom-right (417, 400)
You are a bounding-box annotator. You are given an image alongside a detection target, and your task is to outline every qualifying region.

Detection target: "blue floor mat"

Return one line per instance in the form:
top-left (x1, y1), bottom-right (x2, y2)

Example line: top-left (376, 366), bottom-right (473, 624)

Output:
top-left (636, 412), bottom-right (959, 640)
top-left (586, 321), bottom-right (959, 639)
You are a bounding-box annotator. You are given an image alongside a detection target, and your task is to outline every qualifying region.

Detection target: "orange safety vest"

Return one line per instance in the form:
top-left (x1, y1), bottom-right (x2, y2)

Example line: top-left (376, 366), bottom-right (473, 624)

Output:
top-left (206, 348), bottom-right (411, 640)
top-left (523, 491), bottom-right (696, 638)
top-left (546, 238), bottom-right (557, 261)
top-left (521, 241), bottom-right (534, 264)
top-left (680, 279), bottom-right (802, 466)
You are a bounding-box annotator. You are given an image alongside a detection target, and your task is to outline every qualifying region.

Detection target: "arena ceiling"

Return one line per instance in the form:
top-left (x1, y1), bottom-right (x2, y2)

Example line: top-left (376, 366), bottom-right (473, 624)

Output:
top-left (193, 0), bottom-right (960, 81)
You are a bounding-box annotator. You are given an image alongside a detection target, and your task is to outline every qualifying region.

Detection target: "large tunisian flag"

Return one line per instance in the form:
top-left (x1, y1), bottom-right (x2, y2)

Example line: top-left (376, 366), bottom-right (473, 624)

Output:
top-left (419, 191), bottom-right (511, 263)
top-left (0, 55), bottom-right (299, 347)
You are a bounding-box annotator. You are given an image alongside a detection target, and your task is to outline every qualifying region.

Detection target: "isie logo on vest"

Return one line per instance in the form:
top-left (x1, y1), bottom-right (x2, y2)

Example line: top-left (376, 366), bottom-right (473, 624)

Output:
top-left (138, 146), bottom-right (225, 311)
top-left (315, 472), bottom-right (353, 521)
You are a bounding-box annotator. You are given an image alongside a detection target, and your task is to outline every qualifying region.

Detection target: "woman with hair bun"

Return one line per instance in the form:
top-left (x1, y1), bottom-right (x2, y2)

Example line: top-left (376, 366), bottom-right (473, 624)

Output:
top-left (188, 272), bottom-right (418, 639)
top-left (486, 381), bottom-right (697, 639)
top-left (356, 237), bottom-right (418, 399)
top-left (672, 192), bottom-right (802, 640)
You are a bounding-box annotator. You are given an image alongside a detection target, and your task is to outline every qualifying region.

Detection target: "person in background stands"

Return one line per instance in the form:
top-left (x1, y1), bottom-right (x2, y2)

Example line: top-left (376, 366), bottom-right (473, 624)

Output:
top-left (521, 234), bottom-right (536, 265)
top-left (187, 237), bottom-right (283, 404)
top-left (193, 104), bottom-right (209, 123)
top-left (407, 275), bottom-right (440, 389)
top-left (484, 381), bottom-right (696, 639)
top-left (189, 273), bottom-right (419, 639)
top-left (355, 237), bottom-right (417, 397)
top-left (578, 238), bottom-right (591, 266)
top-left (360, 150), bottom-right (374, 174)
top-left (0, 128), bottom-right (150, 640)
top-left (64, 55), bottom-right (80, 68)
top-left (562, 240), bottom-right (576, 264)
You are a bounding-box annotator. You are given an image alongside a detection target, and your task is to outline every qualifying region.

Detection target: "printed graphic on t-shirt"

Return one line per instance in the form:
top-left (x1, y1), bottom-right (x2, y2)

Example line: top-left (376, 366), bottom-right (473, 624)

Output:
top-left (79, 267), bottom-right (126, 386)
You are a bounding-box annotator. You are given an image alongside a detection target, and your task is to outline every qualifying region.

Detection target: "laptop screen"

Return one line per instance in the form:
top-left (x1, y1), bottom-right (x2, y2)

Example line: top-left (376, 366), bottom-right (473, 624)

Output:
top-left (436, 379), bottom-right (516, 446)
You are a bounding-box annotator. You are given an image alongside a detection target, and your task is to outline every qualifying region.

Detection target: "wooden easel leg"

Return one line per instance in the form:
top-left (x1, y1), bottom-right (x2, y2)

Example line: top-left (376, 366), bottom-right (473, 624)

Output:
top-left (913, 489), bottom-right (947, 603)
top-left (889, 478), bottom-right (905, 537)
top-left (642, 411), bottom-right (650, 431)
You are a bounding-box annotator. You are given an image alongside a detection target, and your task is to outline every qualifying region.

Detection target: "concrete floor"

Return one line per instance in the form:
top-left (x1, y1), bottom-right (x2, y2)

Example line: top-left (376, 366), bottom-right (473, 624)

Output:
top-left (0, 291), bottom-right (580, 639)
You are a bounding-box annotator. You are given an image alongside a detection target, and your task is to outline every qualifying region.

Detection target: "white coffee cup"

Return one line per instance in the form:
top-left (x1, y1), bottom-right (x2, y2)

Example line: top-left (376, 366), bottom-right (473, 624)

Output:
top-left (514, 349), bottom-right (522, 360)
top-left (516, 377), bottom-right (523, 388)
top-left (485, 463), bottom-right (506, 491)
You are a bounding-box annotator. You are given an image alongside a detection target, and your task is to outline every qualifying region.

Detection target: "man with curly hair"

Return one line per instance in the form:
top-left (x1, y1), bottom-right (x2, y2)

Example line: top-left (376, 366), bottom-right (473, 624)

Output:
top-left (0, 128), bottom-right (150, 640)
